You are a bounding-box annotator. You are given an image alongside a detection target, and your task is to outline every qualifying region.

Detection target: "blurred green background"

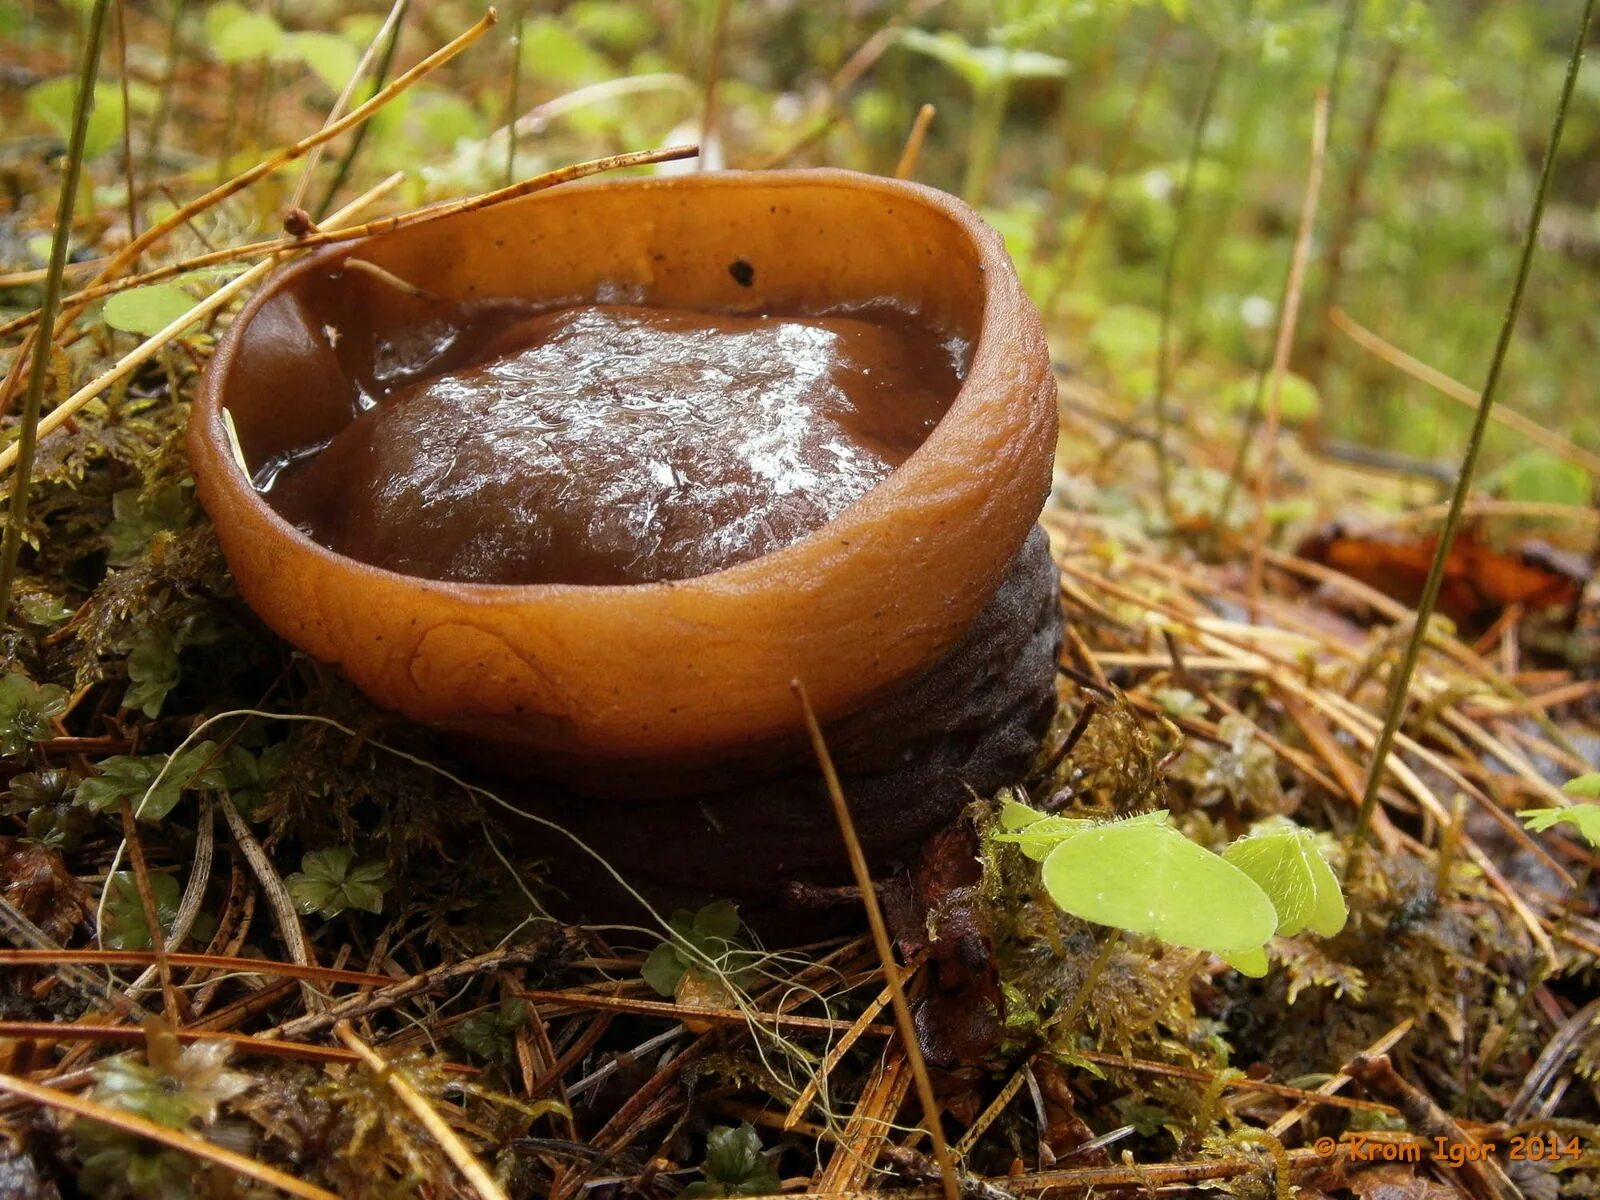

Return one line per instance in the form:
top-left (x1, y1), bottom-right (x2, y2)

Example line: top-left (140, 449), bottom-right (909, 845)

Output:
top-left (3, 0), bottom-right (1598, 515)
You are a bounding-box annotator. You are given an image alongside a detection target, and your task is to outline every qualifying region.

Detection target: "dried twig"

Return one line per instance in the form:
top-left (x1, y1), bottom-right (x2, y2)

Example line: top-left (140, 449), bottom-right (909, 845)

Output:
top-left (1330, 307), bottom-right (1600, 476)
top-left (0, 1021), bottom-right (456, 1068)
top-left (216, 791), bottom-right (325, 1013)
top-left (894, 103), bottom-right (937, 180)
top-left (125, 798), bottom-right (213, 1002)
top-left (699, 0), bottom-right (733, 167)
top-left (1349, 1054), bottom-right (1519, 1200)
top-left (116, 799), bottom-right (181, 1023)
top-left (0, 949), bottom-right (389, 986)
top-left (270, 944), bottom-right (553, 1040)
top-left (1247, 88), bottom-right (1330, 613)
top-left (0, 144), bottom-right (695, 337)
top-left (794, 680), bottom-right (960, 1200)
top-left (0, 173), bottom-right (407, 477)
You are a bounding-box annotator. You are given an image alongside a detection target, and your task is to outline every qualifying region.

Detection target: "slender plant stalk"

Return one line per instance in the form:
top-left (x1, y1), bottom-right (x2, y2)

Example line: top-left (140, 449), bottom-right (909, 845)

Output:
top-left (1332, 307), bottom-right (1600, 476)
top-left (1247, 89), bottom-right (1329, 613)
top-left (754, 12), bottom-right (911, 170)
top-left (0, 0), bottom-right (111, 619)
top-left (0, 145), bottom-right (696, 336)
top-left (116, 800), bottom-right (181, 1024)
top-left (289, 0), bottom-right (410, 219)
top-left (1175, 3), bottom-right (1263, 358)
top-left (793, 680), bottom-right (961, 1200)
top-left (1030, 5), bottom-right (1133, 271)
top-left (894, 102), bottom-right (936, 179)
top-left (699, 0), bottom-right (732, 169)
top-left (141, 0), bottom-right (186, 185)
top-left (1203, 339), bottom-right (1267, 531)
top-left (0, 11), bottom-right (495, 443)
top-left (963, 73), bottom-right (1011, 207)
top-left (1324, 0), bottom-right (1362, 138)
top-left (115, 0), bottom-right (138, 253)
top-left (315, 0), bottom-right (410, 218)
top-left (1309, 43), bottom-right (1402, 386)
top-left (505, 0), bottom-right (527, 187)
top-left (1352, 0), bottom-right (1598, 845)
top-left (1164, 0), bottom-right (1260, 395)
top-left (1152, 45), bottom-right (1229, 525)
top-left (1045, 18), bottom-right (1171, 316)
top-left (0, 10), bottom-right (498, 344)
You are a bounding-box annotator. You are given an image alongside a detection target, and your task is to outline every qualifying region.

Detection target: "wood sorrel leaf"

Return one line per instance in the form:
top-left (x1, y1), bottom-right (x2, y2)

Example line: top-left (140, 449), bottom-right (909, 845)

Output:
top-left (1520, 800), bottom-right (1600, 850)
top-left (103, 284), bottom-right (198, 337)
top-left (1223, 823), bottom-right (1348, 938)
top-left (1041, 814), bottom-right (1275, 960)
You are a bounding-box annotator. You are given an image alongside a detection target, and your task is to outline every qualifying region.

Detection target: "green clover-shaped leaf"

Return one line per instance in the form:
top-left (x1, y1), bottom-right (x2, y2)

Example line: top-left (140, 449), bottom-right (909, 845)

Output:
top-left (1520, 799), bottom-right (1600, 850)
top-left (77, 743), bottom-right (222, 823)
top-left (286, 846), bottom-right (391, 919)
top-left (993, 798), bottom-right (1095, 862)
top-left (102, 872), bottom-right (181, 951)
top-left (1041, 812), bottom-right (1275, 973)
top-left (1223, 822), bottom-right (1348, 937)
top-left (681, 1123), bottom-right (782, 1198)
top-left (452, 999), bottom-right (530, 1066)
top-left (103, 284), bottom-right (199, 337)
top-left (0, 671), bottom-right (68, 756)
top-left (123, 628), bottom-right (182, 719)
top-left (642, 901), bottom-right (750, 997)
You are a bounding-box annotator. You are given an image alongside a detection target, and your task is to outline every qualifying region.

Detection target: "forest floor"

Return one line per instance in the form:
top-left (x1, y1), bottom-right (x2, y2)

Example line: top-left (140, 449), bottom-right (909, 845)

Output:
top-left (2, 4), bottom-right (1598, 1199)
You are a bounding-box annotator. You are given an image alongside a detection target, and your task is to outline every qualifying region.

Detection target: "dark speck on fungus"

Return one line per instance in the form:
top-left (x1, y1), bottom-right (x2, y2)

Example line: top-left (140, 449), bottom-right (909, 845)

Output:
top-left (728, 258), bottom-right (755, 287)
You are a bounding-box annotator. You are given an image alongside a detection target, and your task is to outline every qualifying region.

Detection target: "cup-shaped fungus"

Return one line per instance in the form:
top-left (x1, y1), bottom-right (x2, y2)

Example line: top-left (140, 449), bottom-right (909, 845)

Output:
top-left (191, 169), bottom-right (1060, 922)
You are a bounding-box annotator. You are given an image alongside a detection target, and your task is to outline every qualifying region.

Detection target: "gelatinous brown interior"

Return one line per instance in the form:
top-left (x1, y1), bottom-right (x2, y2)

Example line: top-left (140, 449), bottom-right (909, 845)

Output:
top-left (193, 170), bottom-right (1057, 775)
top-left (261, 302), bottom-right (964, 586)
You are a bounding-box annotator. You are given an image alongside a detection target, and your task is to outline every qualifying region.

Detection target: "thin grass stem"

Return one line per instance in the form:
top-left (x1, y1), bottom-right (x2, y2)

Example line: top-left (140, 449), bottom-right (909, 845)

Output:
top-left (0, 0), bottom-right (112, 617)
top-left (1353, 0), bottom-right (1598, 844)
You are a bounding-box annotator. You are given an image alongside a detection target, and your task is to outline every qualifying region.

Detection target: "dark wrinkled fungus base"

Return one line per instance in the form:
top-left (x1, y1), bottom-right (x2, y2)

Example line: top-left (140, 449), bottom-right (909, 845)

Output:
top-left (499, 526), bottom-right (1061, 936)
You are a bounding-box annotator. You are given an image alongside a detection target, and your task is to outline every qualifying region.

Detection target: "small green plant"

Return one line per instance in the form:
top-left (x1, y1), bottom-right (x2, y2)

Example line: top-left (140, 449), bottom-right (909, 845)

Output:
top-left (25, 77), bottom-right (155, 162)
top-left (897, 27), bottom-right (1068, 206)
top-left (102, 284), bottom-right (201, 338)
top-left (102, 872), bottom-right (181, 950)
top-left (204, 1), bottom-right (284, 63)
top-left (286, 846), bottom-right (392, 919)
top-left (996, 802), bottom-right (1347, 978)
top-left (1520, 776), bottom-right (1600, 845)
top-left (1223, 819), bottom-right (1349, 939)
top-left (641, 900), bottom-right (752, 997)
top-left (1471, 781), bottom-right (1600, 1101)
top-left (121, 628), bottom-right (182, 719)
top-left (451, 998), bottom-right (530, 1071)
top-left (104, 485), bottom-right (195, 566)
top-left (681, 1123), bottom-right (781, 1198)
top-left (0, 670), bottom-right (68, 755)
top-left (203, 2), bottom-right (358, 87)
top-left (220, 740), bottom-right (290, 815)
top-left (76, 743), bottom-right (223, 823)
top-left (5, 769), bottom-right (93, 851)
top-left (75, 1020), bottom-right (252, 1199)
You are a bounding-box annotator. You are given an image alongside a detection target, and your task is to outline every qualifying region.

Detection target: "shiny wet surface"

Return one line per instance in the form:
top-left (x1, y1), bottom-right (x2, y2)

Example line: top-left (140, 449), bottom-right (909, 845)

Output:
top-left (263, 303), bottom-right (965, 585)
